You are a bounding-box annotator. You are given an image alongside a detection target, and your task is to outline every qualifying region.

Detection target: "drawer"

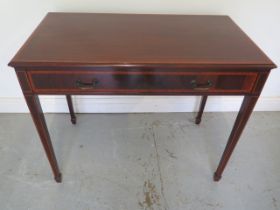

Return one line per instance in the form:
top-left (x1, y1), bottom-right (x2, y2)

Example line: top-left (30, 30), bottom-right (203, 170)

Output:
top-left (28, 71), bottom-right (258, 94)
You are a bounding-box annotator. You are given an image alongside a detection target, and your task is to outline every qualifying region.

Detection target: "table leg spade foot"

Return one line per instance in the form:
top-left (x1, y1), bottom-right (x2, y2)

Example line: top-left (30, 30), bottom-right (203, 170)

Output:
top-left (55, 173), bottom-right (62, 183)
top-left (71, 117), bottom-right (76, 124)
top-left (195, 117), bottom-right (201, 125)
top-left (213, 172), bottom-right (222, 182)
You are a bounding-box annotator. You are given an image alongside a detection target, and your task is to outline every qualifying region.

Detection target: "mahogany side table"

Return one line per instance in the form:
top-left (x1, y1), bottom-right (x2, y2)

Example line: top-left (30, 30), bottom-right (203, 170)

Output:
top-left (9, 13), bottom-right (276, 182)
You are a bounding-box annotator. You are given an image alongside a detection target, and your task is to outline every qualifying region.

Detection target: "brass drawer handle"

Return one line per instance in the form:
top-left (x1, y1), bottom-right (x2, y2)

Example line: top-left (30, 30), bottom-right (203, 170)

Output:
top-left (190, 80), bottom-right (212, 90)
top-left (76, 79), bottom-right (99, 89)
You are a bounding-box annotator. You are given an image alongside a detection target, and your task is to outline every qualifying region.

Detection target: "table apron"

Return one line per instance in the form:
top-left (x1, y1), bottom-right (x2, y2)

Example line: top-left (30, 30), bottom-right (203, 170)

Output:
top-left (26, 70), bottom-right (259, 95)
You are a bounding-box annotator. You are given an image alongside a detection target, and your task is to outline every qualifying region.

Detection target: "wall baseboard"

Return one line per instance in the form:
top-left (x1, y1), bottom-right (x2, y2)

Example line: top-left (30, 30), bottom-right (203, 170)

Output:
top-left (0, 96), bottom-right (279, 113)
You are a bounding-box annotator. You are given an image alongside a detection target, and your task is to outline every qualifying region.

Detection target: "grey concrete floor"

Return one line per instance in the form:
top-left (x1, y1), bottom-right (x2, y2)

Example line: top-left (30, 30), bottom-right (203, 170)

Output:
top-left (0, 112), bottom-right (279, 210)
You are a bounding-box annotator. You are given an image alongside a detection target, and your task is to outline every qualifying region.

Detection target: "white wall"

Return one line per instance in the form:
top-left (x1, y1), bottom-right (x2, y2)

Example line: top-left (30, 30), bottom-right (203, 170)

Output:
top-left (0, 0), bottom-right (279, 113)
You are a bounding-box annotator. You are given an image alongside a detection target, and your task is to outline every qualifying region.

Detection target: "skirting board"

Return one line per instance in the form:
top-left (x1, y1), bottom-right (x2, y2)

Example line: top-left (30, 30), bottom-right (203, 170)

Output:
top-left (0, 96), bottom-right (279, 113)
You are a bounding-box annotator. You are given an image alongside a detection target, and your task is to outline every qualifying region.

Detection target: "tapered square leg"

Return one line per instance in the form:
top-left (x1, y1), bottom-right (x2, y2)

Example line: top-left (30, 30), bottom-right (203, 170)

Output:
top-left (24, 94), bottom-right (62, 182)
top-left (214, 95), bottom-right (259, 181)
top-left (66, 95), bottom-right (76, 124)
top-left (195, 96), bottom-right (208, 124)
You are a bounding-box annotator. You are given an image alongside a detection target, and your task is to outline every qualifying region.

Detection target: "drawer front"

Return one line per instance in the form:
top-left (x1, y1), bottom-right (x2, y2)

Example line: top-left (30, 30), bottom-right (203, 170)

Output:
top-left (28, 71), bottom-right (257, 94)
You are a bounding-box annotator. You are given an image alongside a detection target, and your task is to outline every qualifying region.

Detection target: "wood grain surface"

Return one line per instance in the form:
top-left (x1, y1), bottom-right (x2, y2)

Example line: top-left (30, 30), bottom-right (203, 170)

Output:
top-left (9, 13), bottom-right (276, 69)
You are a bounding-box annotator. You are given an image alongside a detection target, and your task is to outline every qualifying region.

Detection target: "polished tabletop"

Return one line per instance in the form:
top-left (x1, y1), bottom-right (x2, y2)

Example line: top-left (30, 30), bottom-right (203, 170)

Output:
top-left (9, 13), bottom-right (275, 69)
